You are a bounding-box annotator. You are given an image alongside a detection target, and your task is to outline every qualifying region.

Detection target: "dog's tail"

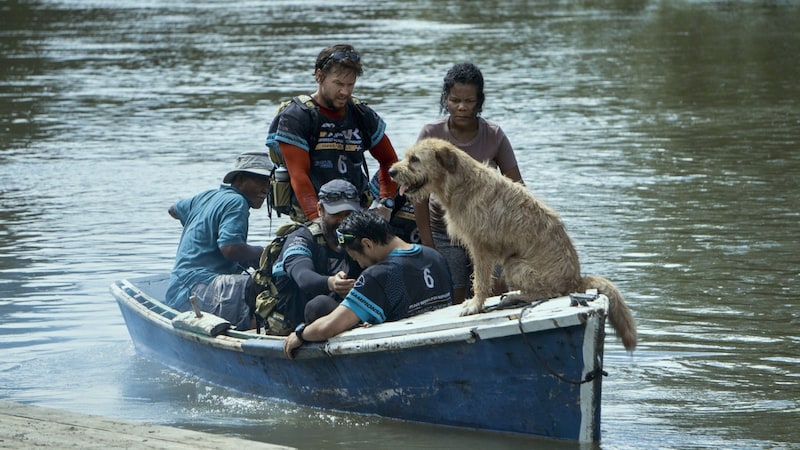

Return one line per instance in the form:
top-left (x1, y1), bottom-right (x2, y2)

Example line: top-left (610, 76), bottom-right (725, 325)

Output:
top-left (580, 275), bottom-right (637, 352)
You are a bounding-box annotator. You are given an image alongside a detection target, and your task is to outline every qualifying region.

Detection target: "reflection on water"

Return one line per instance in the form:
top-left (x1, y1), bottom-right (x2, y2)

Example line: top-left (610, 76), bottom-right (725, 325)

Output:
top-left (1, 1), bottom-right (798, 448)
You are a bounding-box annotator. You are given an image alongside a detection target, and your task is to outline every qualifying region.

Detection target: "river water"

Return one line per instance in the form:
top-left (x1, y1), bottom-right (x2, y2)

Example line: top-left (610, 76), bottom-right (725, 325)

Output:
top-left (1, 1), bottom-right (798, 449)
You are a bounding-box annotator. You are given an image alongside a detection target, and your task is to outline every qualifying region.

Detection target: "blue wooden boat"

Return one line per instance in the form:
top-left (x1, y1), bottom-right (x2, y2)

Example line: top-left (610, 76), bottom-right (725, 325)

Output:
top-left (111, 274), bottom-right (609, 442)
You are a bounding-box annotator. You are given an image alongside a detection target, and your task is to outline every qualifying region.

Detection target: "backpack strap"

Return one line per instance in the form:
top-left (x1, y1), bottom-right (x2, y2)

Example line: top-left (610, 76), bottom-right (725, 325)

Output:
top-left (292, 95), bottom-right (371, 152)
top-left (306, 221), bottom-right (327, 247)
top-left (293, 94), bottom-right (315, 109)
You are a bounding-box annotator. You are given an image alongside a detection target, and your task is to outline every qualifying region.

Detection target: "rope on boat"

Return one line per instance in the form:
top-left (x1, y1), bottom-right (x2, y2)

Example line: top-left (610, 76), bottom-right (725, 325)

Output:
top-left (511, 296), bottom-right (608, 385)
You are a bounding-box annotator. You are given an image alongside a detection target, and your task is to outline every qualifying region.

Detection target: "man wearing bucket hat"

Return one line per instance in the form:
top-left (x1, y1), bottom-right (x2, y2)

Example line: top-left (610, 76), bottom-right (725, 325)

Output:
top-left (264, 179), bottom-right (365, 334)
top-left (165, 152), bottom-right (273, 330)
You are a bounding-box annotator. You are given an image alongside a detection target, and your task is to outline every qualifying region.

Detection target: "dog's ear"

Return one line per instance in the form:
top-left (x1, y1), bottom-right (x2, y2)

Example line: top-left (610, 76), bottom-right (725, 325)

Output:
top-left (434, 144), bottom-right (459, 173)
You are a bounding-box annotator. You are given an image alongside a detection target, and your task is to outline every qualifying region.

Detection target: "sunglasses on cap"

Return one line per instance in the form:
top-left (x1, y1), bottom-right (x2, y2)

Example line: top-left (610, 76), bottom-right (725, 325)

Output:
top-left (319, 50), bottom-right (360, 69)
top-left (318, 190), bottom-right (359, 202)
top-left (336, 228), bottom-right (357, 245)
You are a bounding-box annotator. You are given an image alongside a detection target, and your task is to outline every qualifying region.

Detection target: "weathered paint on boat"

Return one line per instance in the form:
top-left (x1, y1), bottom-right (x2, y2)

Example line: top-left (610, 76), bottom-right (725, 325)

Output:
top-left (111, 274), bottom-right (607, 442)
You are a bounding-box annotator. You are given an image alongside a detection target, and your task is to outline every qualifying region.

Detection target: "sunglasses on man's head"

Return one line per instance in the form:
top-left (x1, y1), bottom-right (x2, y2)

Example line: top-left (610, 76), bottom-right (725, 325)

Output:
top-left (319, 50), bottom-right (360, 68)
top-left (318, 190), bottom-right (359, 202)
top-left (336, 228), bottom-right (357, 245)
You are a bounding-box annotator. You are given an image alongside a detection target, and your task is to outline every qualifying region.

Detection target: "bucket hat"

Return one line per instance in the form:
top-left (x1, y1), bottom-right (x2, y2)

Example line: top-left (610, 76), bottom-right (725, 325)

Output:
top-left (223, 152), bottom-right (273, 183)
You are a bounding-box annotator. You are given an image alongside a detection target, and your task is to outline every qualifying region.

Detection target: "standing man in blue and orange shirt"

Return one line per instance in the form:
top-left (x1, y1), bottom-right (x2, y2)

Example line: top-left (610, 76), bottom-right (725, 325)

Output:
top-left (266, 43), bottom-right (399, 223)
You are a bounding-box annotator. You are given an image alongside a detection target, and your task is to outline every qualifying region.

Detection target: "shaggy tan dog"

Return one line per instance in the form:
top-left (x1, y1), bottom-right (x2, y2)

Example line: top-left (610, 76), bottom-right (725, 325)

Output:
top-left (389, 138), bottom-right (637, 352)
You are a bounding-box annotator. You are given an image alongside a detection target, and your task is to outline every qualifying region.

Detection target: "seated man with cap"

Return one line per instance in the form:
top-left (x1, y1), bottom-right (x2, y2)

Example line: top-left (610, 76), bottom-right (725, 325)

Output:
top-left (265, 179), bottom-right (365, 334)
top-left (283, 210), bottom-right (454, 359)
top-left (165, 152), bottom-right (272, 330)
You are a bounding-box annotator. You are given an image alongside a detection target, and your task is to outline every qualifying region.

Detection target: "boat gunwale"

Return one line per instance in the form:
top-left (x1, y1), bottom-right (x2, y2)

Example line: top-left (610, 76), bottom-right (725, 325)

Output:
top-left (111, 276), bottom-right (609, 357)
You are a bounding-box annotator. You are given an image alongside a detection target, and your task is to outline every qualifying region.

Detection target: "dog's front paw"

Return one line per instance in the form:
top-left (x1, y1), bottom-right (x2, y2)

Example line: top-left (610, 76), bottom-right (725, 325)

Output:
top-left (460, 298), bottom-right (484, 316)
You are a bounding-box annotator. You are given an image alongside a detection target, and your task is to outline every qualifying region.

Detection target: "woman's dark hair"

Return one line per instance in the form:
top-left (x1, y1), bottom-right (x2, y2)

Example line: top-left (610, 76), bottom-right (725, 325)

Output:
top-left (337, 210), bottom-right (394, 252)
top-left (439, 62), bottom-right (485, 115)
top-left (315, 44), bottom-right (364, 77)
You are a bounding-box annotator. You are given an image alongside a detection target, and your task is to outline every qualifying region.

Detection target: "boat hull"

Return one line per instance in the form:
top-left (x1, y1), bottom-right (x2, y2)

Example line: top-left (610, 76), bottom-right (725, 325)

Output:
top-left (112, 275), bottom-right (606, 442)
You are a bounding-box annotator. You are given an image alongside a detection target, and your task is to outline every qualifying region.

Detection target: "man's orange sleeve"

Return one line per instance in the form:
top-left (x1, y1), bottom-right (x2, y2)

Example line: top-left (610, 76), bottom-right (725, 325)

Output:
top-left (370, 135), bottom-right (399, 200)
top-left (281, 143), bottom-right (320, 220)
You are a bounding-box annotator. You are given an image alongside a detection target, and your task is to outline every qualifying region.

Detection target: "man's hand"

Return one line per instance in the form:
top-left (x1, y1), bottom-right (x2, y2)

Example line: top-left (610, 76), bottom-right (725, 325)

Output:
top-left (283, 332), bottom-right (303, 359)
top-left (370, 202), bottom-right (392, 221)
top-left (328, 271), bottom-right (355, 297)
top-left (283, 306), bottom-right (363, 361)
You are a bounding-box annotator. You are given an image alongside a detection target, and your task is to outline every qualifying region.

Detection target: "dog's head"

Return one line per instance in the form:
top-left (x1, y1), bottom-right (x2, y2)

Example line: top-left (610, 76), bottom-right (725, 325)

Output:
top-left (389, 138), bottom-right (463, 201)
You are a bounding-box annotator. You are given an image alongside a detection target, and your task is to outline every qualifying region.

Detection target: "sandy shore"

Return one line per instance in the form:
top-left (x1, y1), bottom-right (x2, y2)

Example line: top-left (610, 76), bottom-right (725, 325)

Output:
top-left (0, 401), bottom-right (293, 449)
